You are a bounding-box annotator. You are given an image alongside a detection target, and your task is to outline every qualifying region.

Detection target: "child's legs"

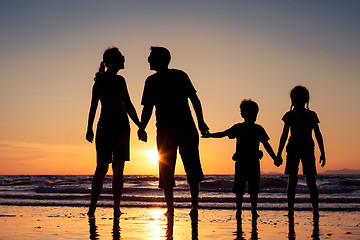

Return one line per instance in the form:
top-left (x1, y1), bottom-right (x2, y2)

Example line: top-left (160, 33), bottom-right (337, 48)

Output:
top-left (249, 193), bottom-right (258, 215)
top-left (89, 164), bottom-right (109, 213)
top-left (236, 193), bottom-right (244, 215)
top-left (287, 174), bottom-right (298, 214)
top-left (306, 175), bottom-right (319, 213)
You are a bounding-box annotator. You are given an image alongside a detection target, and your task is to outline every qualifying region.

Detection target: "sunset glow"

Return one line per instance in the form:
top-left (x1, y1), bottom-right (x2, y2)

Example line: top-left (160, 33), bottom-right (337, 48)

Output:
top-left (146, 150), bottom-right (160, 165)
top-left (0, 1), bottom-right (359, 175)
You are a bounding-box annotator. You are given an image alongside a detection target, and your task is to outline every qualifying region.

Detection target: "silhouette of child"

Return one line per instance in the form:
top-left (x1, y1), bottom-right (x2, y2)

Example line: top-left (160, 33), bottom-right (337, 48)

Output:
top-left (86, 47), bottom-right (141, 219)
top-left (277, 85), bottom-right (326, 221)
top-left (203, 99), bottom-right (280, 219)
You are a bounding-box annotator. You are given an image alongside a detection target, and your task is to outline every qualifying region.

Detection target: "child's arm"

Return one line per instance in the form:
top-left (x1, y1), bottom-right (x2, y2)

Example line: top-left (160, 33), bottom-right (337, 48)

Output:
top-left (277, 122), bottom-right (290, 157)
top-left (203, 131), bottom-right (228, 138)
top-left (314, 123), bottom-right (326, 167)
top-left (262, 141), bottom-right (281, 166)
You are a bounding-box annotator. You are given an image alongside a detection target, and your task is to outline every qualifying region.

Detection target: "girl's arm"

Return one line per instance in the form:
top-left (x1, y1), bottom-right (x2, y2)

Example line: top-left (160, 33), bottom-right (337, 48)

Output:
top-left (314, 123), bottom-right (326, 167)
top-left (277, 122), bottom-right (290, 157)
top-left (86, 85), bottom-right (99, 143)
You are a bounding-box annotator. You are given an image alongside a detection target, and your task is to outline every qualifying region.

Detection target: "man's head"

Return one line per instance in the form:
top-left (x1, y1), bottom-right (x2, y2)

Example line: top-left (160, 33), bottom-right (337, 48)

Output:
top-left (148, 46), bottom-right (171, 71)
top-left (240, 99), bottom-right (259, 123)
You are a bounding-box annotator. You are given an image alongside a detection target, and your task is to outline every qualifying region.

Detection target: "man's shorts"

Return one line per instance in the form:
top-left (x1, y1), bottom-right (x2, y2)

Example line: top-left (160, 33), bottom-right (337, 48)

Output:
top-left (232, 161), bottom-right (260, 194)
top-left (95, 117), bottom-right (130, 165)
top-left (285, 146), bottom-right (317, 176)
top-left (156, 124), bottom-right (204, 189)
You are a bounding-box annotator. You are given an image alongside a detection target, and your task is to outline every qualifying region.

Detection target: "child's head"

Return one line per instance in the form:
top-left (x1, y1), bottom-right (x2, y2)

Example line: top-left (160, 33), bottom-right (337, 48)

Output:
top-left (290, 85), bottom-right (310, 109)
top-left (240, 99), bottom-right (259, 122)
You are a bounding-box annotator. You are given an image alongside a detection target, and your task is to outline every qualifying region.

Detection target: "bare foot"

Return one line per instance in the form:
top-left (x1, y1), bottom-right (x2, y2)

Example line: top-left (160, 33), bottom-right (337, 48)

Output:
top-left (87, 210), bottom-right (95, 219)
top-left (114, 208), bottom-right (122, 219)
top-left (189, 207), bottom-right (198, 218)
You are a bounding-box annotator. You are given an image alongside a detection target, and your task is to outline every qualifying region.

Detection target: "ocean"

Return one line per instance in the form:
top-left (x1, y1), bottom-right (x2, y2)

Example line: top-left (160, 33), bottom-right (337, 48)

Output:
top-left (0, 175), bottom-right (359, 211)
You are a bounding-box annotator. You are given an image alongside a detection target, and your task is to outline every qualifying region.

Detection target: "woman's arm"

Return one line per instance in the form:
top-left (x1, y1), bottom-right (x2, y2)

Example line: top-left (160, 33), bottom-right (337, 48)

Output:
top-left (121, 83), bottom-right (140, 127)
top-left (86, 85), bottom-right (99, 143)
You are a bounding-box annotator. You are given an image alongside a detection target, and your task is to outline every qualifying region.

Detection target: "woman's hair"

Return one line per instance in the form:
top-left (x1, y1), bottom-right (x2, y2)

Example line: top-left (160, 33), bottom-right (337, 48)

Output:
top-left (290, 85), bottom-right (310, 110)
top-left (94, 47), bottom-right (123, 81)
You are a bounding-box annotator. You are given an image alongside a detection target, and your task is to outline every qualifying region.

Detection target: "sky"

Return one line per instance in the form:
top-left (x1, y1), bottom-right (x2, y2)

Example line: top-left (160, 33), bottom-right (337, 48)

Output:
top-left (0, 1), bottom-right (359, 175)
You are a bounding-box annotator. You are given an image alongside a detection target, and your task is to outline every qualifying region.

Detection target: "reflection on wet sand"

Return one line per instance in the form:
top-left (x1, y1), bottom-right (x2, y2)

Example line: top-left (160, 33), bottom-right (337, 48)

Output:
top-left (234, 216), bottom-right (258, 240)
top-left (288, 215), bottom-right (320, 240)
top-left (89, 217), bottom-right (121, 240)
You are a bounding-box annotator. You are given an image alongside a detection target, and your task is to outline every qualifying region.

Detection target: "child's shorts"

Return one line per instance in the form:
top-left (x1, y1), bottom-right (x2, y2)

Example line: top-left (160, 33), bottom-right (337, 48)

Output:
top-left (232, 162), bottom-right (260, 194)
top-left (285, 149), bottom-right (317, 176)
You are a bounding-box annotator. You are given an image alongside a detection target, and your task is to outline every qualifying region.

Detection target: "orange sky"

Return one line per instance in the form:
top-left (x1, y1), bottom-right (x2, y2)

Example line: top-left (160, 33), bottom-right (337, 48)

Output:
top-left (0, 1), bottom-right (359, 175)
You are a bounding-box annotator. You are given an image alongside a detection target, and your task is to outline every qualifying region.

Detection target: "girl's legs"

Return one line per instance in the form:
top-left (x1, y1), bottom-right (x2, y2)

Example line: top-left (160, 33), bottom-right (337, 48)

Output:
top-left (306, 175), bottom-right (319, 220)
top-left (88, 164), bottom-right (109, 216)
top-left (287, 174), bottom-right (298, 217)
top-left (250, 193), bottom-right (258, 218)
top-left (236, 193), bottom-right (243, 219)
top-left (164, 187), bottom-right (174, 217)
top-left (112, 161), bottom-right (125, 218)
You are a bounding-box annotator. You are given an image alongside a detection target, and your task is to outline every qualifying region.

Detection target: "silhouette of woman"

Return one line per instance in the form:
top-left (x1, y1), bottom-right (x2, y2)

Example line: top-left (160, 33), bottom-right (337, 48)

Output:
top-left (86, 47), bottom-right (141, 218)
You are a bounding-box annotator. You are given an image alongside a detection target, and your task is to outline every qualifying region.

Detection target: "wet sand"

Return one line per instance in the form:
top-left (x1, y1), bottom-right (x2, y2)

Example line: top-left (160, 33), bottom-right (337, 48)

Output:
top-left (0, 206), bottom-right (359, 239)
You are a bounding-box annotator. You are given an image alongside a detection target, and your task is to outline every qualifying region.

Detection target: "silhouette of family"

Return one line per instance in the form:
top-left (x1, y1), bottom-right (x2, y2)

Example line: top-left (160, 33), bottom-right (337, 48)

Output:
top-left (86, 46), bottom-right (326, 227)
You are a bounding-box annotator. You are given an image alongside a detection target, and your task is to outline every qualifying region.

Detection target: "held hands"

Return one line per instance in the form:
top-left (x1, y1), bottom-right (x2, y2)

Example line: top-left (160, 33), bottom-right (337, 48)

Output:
top-left (274, 155), bottom-right (283, 167)
top-left (199, 121), bottom-right (210, 138)
top-left (86, 129), bottom-right (94, 143)
top-left (137, 128), bottom-right (147, 142)
top-left (320, 154), bottom-right (326, 167)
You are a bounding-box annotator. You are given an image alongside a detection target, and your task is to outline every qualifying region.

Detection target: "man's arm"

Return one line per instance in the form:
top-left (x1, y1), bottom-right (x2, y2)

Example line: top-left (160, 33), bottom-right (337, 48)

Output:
top-left (138, 104), bottom-right (154, 142)
top-left (189, 93), bottom-right (209, 136)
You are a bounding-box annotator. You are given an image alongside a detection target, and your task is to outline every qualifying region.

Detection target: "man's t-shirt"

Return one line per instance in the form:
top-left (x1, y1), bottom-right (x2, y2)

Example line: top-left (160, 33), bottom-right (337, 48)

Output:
top-left (141, 69), bottom-right (196, 127)
top-left (282, 108), bottom-right (319, 150)
top-left (225, 122), bottom-right (269, 170)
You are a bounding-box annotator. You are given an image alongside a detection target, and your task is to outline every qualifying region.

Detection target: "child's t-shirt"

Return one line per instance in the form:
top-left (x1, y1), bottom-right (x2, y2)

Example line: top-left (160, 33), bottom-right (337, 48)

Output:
top-left (225, 122), bottom-right (269, 171)
top-left (282, 108), bottom-right (319, 151)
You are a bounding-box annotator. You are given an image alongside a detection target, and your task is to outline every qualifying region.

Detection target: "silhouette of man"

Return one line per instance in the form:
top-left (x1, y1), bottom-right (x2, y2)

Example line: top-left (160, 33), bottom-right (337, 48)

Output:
top-left (138, 46), bottom-right (209, 217)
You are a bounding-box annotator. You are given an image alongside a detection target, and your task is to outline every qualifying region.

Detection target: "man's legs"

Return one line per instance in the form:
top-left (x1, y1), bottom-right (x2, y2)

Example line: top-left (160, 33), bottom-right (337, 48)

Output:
top-left (189, 182), bottom-right (200, 217)
top-left (163, 187), bottom-right (174, 216)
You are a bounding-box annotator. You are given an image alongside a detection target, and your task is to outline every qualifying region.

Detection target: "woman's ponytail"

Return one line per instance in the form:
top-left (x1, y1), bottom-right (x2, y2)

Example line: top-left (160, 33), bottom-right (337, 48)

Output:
top-left (94, 61), bottom-right (106, 81)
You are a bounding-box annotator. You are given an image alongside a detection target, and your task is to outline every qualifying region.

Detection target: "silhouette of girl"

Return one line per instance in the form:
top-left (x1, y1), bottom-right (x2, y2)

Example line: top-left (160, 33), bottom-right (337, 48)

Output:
top-left (277, 86), bottom-right (326, 221)
top-left (86, 47), bottom-right (141, 218)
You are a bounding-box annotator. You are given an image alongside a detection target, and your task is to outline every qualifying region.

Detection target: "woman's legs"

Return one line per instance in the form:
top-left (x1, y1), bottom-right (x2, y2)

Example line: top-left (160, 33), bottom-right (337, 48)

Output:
top-left (88, 164), bottom-right (109, 216)
top-left (287, 174), bottom-right (298, 217)
top-left (112, 161), bottom-right (125, 217)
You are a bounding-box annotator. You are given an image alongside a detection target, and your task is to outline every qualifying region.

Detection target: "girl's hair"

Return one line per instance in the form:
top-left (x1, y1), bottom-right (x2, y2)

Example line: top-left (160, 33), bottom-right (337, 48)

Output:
top-left (94, 47), bottom-right (123, 81)
top-left (290, 85), bottom-right (310, 110)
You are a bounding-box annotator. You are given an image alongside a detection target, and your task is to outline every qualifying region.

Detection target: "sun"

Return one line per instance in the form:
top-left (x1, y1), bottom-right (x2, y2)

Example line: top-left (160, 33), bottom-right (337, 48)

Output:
top-left (146, 150), bottom-right (159, 165)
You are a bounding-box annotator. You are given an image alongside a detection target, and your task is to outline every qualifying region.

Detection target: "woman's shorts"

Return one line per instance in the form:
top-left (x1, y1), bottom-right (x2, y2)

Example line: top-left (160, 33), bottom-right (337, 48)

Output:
top-left (95, 117), bottom-right (130, 165)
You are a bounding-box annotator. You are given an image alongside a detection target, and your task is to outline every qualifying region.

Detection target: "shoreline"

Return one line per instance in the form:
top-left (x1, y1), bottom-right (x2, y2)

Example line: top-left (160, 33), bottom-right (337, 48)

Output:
top-left (1, 206), bottom-right (359, 239)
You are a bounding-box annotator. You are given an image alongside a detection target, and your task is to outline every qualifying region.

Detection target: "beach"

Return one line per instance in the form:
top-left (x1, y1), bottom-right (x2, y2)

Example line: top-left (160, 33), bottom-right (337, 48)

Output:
top-left (1, 206), bottom-right (359, 239)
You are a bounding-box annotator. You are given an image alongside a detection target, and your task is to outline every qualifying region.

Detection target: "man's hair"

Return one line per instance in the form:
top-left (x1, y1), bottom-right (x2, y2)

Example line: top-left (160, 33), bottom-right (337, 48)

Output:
top-left (240, 99), bottom-right (259, 121)
top-left (150, 46), bottom-right (171, 65)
